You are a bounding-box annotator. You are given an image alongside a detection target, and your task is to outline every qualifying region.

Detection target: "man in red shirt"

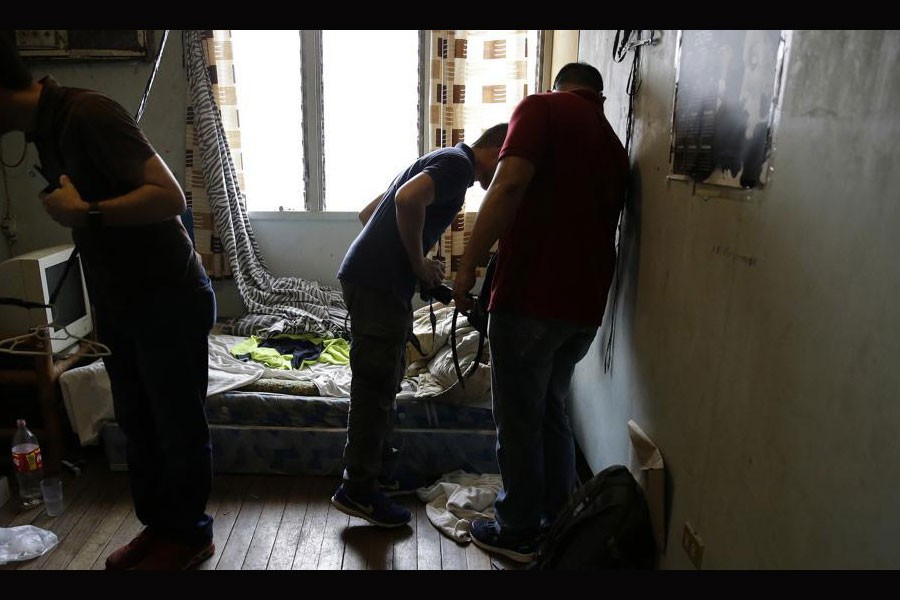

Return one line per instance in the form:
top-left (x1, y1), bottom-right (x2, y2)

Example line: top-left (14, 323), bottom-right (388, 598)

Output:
top-left (453, 62), bottom-right (629, 563)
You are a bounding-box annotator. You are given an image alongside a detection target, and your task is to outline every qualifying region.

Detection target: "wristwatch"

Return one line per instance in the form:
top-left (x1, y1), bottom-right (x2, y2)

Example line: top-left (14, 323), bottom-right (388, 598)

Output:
top-left (87, 202), bottom-right (103, 229)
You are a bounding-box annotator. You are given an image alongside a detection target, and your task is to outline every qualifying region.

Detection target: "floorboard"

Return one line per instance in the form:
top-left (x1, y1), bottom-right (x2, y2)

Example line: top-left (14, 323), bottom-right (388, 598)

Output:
top-left (0, 449), bottom-right (503, 571)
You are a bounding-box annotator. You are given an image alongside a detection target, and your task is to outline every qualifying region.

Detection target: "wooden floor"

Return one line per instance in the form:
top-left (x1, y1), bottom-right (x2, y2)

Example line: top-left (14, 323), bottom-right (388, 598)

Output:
top-left (0, 448), bottom-right (510, 571)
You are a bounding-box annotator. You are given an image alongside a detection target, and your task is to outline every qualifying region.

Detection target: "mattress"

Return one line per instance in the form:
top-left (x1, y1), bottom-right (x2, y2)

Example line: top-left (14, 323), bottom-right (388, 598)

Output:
top-left (82, 304), bottom-right (498, 479)
top-left (101, 388), bottom-right (499, 478)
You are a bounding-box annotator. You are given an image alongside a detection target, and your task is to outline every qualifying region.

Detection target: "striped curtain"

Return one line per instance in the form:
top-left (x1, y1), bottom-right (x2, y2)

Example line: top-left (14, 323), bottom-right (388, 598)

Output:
top-left (183, 30), bottom-right (348, 338)
top-left (185, 30), bottom-right (241, 281)
top-left (427, 30), bottom-right (532, 281)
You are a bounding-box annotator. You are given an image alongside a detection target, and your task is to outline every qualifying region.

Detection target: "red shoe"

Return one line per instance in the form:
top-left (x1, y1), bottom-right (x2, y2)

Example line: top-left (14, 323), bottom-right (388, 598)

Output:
top-left (105, 528), bottom-right (158, 570)
top-left (130, 536), bottom-right (215, 570)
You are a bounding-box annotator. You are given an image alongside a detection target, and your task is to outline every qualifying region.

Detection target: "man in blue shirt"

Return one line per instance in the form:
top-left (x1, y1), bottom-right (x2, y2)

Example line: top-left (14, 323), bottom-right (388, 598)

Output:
top-left (333, 124), bottom-right (508, 527)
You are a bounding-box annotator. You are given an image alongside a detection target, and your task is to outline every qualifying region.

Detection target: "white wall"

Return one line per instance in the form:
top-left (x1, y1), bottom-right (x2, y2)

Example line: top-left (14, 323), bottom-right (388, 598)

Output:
top-left (212, 211), bottom-right (363, 316)
top-left (574, 30), bottom-right (900, 569)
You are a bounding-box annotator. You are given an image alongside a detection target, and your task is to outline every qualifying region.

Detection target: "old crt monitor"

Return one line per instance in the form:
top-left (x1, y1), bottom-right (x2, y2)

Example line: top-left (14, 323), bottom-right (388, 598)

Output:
top-left (0, 244), bottom-right (92, 354)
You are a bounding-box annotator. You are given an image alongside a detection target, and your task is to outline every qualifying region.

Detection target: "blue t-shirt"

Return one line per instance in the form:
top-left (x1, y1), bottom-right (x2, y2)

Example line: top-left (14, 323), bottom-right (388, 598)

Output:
top-left (337, 143), bottom-right (475, 302)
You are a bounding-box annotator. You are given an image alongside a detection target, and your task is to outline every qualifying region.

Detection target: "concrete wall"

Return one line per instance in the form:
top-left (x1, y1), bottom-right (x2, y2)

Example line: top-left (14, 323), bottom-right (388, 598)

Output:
top-left (574, 30), bottom-right (900, 569)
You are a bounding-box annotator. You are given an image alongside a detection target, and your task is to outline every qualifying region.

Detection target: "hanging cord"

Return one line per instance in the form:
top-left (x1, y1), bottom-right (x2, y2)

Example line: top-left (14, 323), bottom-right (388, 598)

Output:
top-left (0, 136), bottom-right (27, 169)
top-left (613, 30), bottom-right (633, 63)
top-left (604, 31), bottom-right (652, 373)
top-left (134, 30), bottom-right (169, 124)
top-left (1, 163), bottom-right (17, 251)
top-left (0, 136), bottom-right (28, 251)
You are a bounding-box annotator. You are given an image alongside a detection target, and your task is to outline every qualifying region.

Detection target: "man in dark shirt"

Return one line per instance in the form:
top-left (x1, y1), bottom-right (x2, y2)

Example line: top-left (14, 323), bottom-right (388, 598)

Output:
top-left (333, 123), bottom-right (508, 527)
top-left (0, 33), bottom-right (216, 570)
top-left (453, 62), bottom-right (630, 563)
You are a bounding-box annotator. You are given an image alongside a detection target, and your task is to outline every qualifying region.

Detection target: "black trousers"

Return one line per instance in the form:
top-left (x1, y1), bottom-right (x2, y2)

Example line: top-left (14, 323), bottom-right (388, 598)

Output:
top-left (97, 281), bottom-right (216, 544)
top-left (339, 280), bottom-right (411, 495)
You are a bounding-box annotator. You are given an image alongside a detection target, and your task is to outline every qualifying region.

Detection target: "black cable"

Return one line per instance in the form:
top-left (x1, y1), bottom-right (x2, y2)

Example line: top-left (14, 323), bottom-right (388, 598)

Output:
top-left (134, 30), bottom-right (169, 124)
top-left (604, 31), bottom-right (644, 373)
top-left (0, 297), bottom-right (49, 309)
top-left (48, 247), bottom-right (80, 305)
top-left (613, 30), bottom-right (633, 63)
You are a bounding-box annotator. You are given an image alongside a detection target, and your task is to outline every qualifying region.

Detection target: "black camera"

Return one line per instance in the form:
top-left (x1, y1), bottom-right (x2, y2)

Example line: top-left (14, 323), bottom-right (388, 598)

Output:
top-left (419, 282), bottom-right (453, 305)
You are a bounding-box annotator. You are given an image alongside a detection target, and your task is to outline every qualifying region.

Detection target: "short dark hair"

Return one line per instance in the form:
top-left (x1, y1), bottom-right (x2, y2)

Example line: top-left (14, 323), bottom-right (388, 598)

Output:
top-left (471, 123), bottom-right (508, 149)
top-left (0, 31), bottom-right (32, 91)
top-left (552, 62), bottom-right (603, 93)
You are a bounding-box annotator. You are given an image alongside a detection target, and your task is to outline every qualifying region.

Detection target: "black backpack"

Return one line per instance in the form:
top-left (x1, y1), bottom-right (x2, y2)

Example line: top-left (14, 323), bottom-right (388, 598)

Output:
top-left (532, 464), bottom-right (657, 570)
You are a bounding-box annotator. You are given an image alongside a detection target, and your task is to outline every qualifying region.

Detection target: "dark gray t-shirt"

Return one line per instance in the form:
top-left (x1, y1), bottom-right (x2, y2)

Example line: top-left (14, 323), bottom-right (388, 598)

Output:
top-left (31, 76), bottom-right (208, 315)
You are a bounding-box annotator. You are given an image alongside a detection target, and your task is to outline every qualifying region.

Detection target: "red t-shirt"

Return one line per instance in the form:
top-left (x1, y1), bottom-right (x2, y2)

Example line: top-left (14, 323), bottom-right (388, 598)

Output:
top-left (488, 89), bottom-right (629, 326)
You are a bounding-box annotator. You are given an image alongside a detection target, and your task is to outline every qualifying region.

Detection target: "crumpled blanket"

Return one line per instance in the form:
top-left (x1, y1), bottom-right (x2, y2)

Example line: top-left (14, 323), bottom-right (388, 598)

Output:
top-left (416, 470), bottom-right (503, 543)
top-left (403, 304), bottom-right (492, 406)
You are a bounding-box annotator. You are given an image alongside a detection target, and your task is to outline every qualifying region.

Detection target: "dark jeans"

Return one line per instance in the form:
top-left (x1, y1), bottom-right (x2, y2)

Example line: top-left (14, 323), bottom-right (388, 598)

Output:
top-left (96, 281), bottom-right (216, 544)
top-left (340, 280), bottom-right (411, 495)
top-left (488, 310), bottom-right (598, 542)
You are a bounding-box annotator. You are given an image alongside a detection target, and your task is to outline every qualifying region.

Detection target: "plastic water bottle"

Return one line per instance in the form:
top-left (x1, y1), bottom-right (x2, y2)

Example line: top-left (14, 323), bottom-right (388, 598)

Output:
top-left (11, 419), bottom-right (44, 508)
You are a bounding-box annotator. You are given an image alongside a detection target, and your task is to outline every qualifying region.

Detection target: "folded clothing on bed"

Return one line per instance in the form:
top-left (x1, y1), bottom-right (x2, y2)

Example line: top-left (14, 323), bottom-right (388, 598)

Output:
top-left (230, 334), bottom-right (350, 370)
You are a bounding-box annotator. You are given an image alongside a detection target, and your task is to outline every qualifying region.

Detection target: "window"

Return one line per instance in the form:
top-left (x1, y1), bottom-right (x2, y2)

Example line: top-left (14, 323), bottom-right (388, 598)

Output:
top-left (230, 30), bottom-right (542, 213)
top-left (230, 30), bottom-right (304, 212)
top-left (321, 30), bottom-right (420, 212)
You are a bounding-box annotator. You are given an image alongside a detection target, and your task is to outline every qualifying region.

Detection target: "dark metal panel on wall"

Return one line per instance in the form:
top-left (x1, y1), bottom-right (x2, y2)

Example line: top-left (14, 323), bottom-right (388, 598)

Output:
top-left (670, 30), bottom-right (787, 189)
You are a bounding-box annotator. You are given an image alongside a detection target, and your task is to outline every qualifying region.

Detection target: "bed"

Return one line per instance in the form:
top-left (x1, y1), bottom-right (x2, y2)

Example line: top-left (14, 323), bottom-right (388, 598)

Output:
top-left (60, 303), bottom-right (499, 481)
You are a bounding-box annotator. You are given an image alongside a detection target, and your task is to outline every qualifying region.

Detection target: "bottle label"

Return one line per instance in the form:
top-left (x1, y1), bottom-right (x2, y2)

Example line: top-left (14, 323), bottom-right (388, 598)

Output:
top-left (12, 447), bottom-right (43, 473)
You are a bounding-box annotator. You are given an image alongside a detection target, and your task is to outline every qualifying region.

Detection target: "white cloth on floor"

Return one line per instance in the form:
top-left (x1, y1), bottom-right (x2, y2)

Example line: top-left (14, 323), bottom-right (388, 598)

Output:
top-left (416, 470), bottom-right (502, 542)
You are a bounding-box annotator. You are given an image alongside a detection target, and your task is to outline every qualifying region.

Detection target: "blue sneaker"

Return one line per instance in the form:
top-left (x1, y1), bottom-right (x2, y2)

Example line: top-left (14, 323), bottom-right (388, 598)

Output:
top-left (330, 484), bottom-right (411, 528)
top-left (470, 518), bottom-right (537, 564)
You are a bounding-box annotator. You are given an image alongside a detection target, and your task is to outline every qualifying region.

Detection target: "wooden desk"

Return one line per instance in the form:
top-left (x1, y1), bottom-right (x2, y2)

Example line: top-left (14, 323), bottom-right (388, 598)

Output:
top-left (0, 331), bottom-right (93, 477)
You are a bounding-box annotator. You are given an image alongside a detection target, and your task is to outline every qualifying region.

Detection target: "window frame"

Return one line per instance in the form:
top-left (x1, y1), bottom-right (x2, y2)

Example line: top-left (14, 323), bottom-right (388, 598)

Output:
top-left (247, 29), bottom-right (548, 216)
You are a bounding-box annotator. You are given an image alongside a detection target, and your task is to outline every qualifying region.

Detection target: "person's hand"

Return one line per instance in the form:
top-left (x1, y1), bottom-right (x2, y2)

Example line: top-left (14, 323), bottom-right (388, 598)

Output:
top-left (452, 267), bottom-right (476, 313)
top-left (42, 175), bottom-right (86, 228)
top-left (413, 257), bottom-right (445, 290)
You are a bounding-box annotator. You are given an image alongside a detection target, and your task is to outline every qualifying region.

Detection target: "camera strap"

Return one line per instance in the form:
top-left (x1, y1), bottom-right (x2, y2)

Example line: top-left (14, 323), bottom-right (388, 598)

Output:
top-left (449, 308), bottom-right (487, 388)
top-left (449, 252), bottom-right (496, 388)
top-left (450, 308), bottom-right (464, 385)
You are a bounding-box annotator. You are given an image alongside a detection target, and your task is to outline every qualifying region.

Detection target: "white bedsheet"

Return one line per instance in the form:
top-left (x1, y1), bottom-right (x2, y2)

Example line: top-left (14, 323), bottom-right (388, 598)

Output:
top-left (59, 334), bottom-right (266, 445)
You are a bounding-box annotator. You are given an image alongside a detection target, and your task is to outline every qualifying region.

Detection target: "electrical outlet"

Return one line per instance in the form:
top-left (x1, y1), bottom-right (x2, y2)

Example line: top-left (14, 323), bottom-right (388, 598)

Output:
top-left (681, 521), bottom-right (705, 569)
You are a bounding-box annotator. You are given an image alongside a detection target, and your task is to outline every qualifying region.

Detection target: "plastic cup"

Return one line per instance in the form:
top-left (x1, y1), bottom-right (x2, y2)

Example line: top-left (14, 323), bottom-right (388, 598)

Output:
top-left (40, 477), bottom-right (64, 516)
